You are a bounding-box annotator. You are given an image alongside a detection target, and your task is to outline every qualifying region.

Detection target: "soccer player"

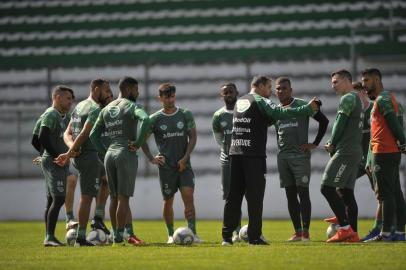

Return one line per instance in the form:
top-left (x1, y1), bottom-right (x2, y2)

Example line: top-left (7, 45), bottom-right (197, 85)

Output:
top-left (90, 76), bottom-right (150, 246)
top-left (321, 69), bottom-right (363, 243)
top-left (55, 79), bottom-right (113, 246)
top-left (361, 68), bottom-right (406, 241)
top-left (38, 85), bottom-right (74, 246)
top-left (32, 114), bottom-right (79, 231)
top-left (274, 77), bottom-right (329, 242)
top-left (141, 83), bottom-right (203, 244)
top-left (222, 75), bottom-right (320, 245)
top-left (212, 83), bottom-right (241, 242)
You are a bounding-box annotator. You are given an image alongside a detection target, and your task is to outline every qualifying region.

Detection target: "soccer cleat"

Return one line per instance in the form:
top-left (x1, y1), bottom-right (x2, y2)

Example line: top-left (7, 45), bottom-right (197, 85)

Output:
top-left (65, 220), bottom-right (79, 231)
top-left (302, 231), bottom-right (310, 242)
top-left (91, 217), bottom-right (110, 235)
top-left (360, 228), bottom-right (381, 242)
top-left (346, 233), bottom-right (360, 243)
top-left (364, 234), bottom-right (393, 242)
top-left (232, 232), bottom-right (241, 243)
top-left (326, 226), bottom-right (355, 243)
top-left (249, 238), bottom-right (269, 245)
top-left (324, 217), bottom-right (338, 224)
top-left (127, 235), bottom-right (146, 245)
top-left (44, 238), bottom-right (65, 247)
top-left (287, 232), bottom-right (302, 242)
top-left (392, 233), bottom-right (406, 241)
top-left (74, 238), bottom-right (96, 247)
top-left (167, 236), bottom-right (174, 244)
top-left (193, 234), bottom-right (204, 244)
top-left (221, 239), bottom-right (233, 246)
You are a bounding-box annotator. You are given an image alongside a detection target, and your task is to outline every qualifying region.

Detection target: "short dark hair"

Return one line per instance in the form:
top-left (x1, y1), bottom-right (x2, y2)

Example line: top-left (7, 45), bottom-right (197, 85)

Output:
top-left (251, 75), bottom-right (272, 88)
top-left (331, 69), bottom-right (352, 82)
top-left (352, 81), bottom-right (363, 91)
top-left (361, 68), bottom-right (382, 80)
top-left (118, 76), bottom-right (138, 93)
top-left (275, 76), bottom-right (291, 86)
top-left (158, 83), bottom-right (176, 97)
top-left (220, 82), bottom-right (237, 92)
top-left (90, 78), bottom-right (109, 91)
top-left (52, 85), bottom-right (74, 99)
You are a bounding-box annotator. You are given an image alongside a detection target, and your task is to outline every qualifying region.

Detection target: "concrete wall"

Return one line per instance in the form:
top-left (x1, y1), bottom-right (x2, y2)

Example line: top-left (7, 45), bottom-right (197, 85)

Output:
top-left (0, 172), bottom-right (380, 221)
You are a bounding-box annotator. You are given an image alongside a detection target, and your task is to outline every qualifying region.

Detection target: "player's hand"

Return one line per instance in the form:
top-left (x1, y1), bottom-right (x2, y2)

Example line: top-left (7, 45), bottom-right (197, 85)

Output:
top-left (128, 140), bottom-right (138, 152)
top-left (365, 165), bottom-right (372, 178)
top-left (300, 143), bottom-right (317, 152)
top-left (151, 154), bottom-right (165, 166)
top-left (32, 156), bottom-right (42, 165)
top-left (177, 158), bottom-right (187, 172)
top-left (308, 97), bottom-right (321, 112)
top-left (324, 143), bottom-right (335, 153)
top-left (54, 153), bottom-right (70, 167)
top-left (399, 144), bottom-right (406, 154)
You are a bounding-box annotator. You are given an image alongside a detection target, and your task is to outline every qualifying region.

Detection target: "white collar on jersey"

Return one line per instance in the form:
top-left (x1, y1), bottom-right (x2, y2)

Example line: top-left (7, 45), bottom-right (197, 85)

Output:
top-left (160, 107), bottom-right (179, 116)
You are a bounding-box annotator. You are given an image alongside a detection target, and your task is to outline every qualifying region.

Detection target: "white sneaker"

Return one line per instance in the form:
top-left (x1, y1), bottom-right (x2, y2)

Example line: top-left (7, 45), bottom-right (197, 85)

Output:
top-left (221, 240), bottom-right (232, 246)
top-left (65, 220), bottom-right (79, 231)
top-left (193, 234), bottom-right (204, 244)
top-left (232, 233), bottom-right (241, 243)
top-left (167, 236), bottom-right (174, 244)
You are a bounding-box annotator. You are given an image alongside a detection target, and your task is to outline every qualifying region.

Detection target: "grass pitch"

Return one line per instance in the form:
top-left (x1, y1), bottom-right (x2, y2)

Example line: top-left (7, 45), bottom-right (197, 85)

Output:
top-left (0, 220), bottom-right (405, 270)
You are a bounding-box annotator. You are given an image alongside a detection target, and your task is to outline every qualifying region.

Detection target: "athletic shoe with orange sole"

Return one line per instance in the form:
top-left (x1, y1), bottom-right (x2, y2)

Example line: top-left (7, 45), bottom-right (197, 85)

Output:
top-left (127, 235), bottom-right (146, 245)
top-left (287, 232), bottom-right (302, 242)
top-left (345, 233), bottom-right (360, 243)
top-left (326, 226), bottom-right (355, 243)
top-left (324, 217), bottom-right (338, 224)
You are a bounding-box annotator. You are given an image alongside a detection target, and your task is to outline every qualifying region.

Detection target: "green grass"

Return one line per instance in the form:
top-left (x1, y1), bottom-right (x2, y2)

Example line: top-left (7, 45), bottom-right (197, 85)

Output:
top-left (0, 220), bottom-right (405, 270)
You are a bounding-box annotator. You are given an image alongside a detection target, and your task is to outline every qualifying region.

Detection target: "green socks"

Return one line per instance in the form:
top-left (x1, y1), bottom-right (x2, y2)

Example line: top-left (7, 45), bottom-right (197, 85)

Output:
top-left (166, 223), bottom-right (174, 236)
top-left (187, 218), bottom-right (196, 234)
top-left (125, 223), bottom-right (134, 237)
top-left (76, 227), bottom-right (86, 240)
top-left (95, 207), bottom-right (105, 220)
top-left (66, 211), bottom-right (74, 222)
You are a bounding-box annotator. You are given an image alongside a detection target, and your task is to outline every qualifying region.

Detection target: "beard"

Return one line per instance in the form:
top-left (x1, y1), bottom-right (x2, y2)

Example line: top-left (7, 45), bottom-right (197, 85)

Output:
top-left (128, 93), bottom-right (137, 102)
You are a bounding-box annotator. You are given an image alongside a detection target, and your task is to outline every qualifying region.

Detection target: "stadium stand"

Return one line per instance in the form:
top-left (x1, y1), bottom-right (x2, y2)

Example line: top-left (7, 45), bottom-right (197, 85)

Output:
top-left (0, 0), bottom-right (405, 178)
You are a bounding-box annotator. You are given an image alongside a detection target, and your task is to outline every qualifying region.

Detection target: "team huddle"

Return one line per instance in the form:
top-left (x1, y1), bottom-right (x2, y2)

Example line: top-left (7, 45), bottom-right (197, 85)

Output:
top-left (31, 68), bottom-right (406, 247)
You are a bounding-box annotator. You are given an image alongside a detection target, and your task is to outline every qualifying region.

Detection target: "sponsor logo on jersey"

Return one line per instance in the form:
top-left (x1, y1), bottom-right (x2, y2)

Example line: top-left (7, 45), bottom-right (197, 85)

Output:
top-left (163, 131), bottom-right (184, 139)
top-left (236, 99), bottom-right (250, 113)
top-left (108, 106), bottom-right (120, 118)
top-left (302, 176), bottom-right (309, 184)
top-left (177, 121), bottom-right (184, 129)
top-left (233, 117), bottom-right (251, 123)
top-left (231, 139), bottom-right (251, 147)
top-left (220, 121), bottom-right (228, 128)
top-left (160, 124), bottom-right (167, 130)
top-left (373, 164), bottom-right (381, 173)
top-left (278, 121), bottom-right (298, 129)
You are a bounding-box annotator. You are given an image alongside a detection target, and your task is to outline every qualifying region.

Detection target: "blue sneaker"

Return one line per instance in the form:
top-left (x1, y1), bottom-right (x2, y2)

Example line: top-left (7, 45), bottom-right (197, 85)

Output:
top-left (361, 228), bottom-right (381, 242)
top-left (392, 233), bottom-right (405, 241)
top-left (364, 234), bottom-right (393, 242)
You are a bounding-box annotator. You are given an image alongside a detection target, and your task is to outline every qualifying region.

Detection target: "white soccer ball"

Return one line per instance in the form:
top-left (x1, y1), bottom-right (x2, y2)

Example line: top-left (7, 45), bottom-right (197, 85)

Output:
top-left (238, 225), bottom-right (249, 242)
top-left (173, 227), bottom-right (194, 245)
top-left (66, 228), bottom-right (77, 246)
top-left (326, 223), bottom-right (340, 239)
top-left (87, 229), bottom-right (107, 245)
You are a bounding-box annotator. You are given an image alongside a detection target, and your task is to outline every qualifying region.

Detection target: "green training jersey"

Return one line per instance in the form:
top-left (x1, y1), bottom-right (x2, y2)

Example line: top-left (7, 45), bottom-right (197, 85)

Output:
top-left (212, 107), bottom-right (233, 163)
top-left (32, 107), bottom-right (54, 135)
top-left (398, 103), bottom-right (404, 129)
top-left (332, 91), bottom-right (363, 154)
top-left (40, 107), bottom-right (70, 157)
top-left (149, 107), bottom-right (196, 169)
top-left (361, 102), bottom-right (372, 157)
top-left (92, 98), bottom-right (149, 153)
top-left (71, 99), bottom-right (101, 154)
top-left (275, 98), bottom-right (310, 159)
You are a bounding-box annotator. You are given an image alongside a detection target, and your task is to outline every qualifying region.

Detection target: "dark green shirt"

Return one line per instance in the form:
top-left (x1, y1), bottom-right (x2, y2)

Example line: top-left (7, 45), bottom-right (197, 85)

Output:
top-left (212, 107), bottom-right (233, 163)
top-left (40, 107), bottom-right (70, 157)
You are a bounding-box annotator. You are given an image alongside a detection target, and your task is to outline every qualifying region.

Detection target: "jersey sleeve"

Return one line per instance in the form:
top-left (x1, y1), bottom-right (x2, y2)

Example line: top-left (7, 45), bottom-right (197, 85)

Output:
top-left (398, 103), bottom-right (404, 130)
top-left (86, 105), bottom-right (101, 126)
top-left (256, 95), bottom-right (313, 121)
top-left (337, 94), bottom-right (356, 117)
top-left (33, 117), bottom-right (42, 135)
top-left (184, 109), bottom-right (196, 130)
top-left (376, 95), bottom-right (395, 116)
top-left (212, 112), bottom-right (224, 146)
top-left (133, 106), bottom-right (151, 147)
top-left (40, 112), bottom-right (56, 131)
top-left (89, 110), bottom-right (107, 156)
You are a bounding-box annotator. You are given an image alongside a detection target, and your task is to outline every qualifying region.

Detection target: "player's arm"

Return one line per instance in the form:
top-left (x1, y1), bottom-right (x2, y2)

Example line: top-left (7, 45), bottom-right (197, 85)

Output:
top-left (63, 120), bottom-right (75, 149)
top-left (325, 94), bottom-right (355, 153)
top-left (89, 112), bottom-right (107, 158)
top-left (141, 135), bottom-right (166, 166)
top-left (38, 115), bottom-right (58, 159)
top-left (178, 110), bottom-right (197, 172)
top-left (211, 113), bottom-right (224, 146)
top-left (300, 110), bottom-right (329, 151)
top-left (132, 107), bottom-right (151, 148)
top-left (377, 98), bottom-right (406, 152)
top-left (256, 95), bottom-right (318, 122)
